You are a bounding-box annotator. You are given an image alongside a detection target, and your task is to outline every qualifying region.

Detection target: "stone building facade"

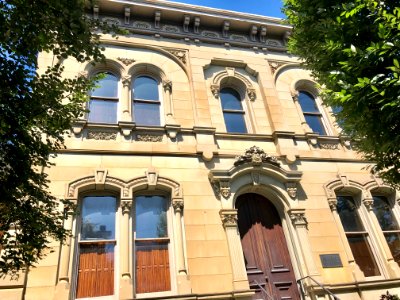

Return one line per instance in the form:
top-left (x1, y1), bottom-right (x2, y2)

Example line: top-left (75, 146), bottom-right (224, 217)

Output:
top-left (2, 0), bottom-right (400, 299)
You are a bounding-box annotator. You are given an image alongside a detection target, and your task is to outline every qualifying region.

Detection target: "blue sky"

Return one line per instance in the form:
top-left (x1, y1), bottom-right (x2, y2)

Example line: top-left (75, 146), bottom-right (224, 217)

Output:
top-left (168, 0), bottom-right (285, 19)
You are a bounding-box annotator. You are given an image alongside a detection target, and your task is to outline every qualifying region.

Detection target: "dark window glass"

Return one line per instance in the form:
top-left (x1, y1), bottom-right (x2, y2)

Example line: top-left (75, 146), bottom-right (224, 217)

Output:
top-left (136, 195), bottom-right (168, 239)
top-left (92, 73), bottom-right (119, 98)
top-left (373, 196), bottom-right (399, 231)
top-left (298, 91), bottom-right (326, 135)
top-left (337, 195), bottom-right (380, 276)
top-left (132, 76), bottom-right (161, 126)
top-left (81, 196), bottom-right (116, 240)
top-left (88, 72), bottom-right (118, 124)
top-left (348, 235), bottom-right (381, 277)
top-left (133, 102), bottom-right (161, 126)
top-left (88, 100), bottom-right (118, 124)
top-left (337, 196), bottom-right (364, 232)
top-left (220, 87), bottom-right (247, 134)
top-left (133, 76), bottom-right (159, 100)
top-left (373, 196), bottom-right (400, 265)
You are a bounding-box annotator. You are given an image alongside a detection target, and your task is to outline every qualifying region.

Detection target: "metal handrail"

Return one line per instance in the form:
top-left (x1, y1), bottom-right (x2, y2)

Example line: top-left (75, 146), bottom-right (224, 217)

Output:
top-left (297, 276), bottom-right (340, 300)
top-left (252, 280), bottom-right (274, 300)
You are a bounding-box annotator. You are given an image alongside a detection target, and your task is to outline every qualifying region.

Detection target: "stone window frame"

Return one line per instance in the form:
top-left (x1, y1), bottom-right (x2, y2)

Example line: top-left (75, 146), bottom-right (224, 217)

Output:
top-left (55, 168), bottom-right (189, 299)
top-left (324, 176), bottom-right (400, 280)
top-left (290, 79), bottom-right (335, 136)
top-left (210, 67), bottom-right (258, 134)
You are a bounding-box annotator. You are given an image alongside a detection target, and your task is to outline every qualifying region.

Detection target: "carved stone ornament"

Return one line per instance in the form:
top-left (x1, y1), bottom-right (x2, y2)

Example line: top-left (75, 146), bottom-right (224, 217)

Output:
top-left (64, 202), bottom-right (77, 214)
top-left (121, 201), bottom-right (132, 214)
top-left (363, 198), bottom-right (374, 211)
top-left (122, 75), bottom-right (131, 87)
top-left (166, 49), bottom-right (186, 64)
top-left (289, 211), bottom-right (307, 227)
top-left (286, 182), bottom-right (297, 199)
top-left (210, 84), bottom-right (220, 98)
top-left (172, 200), bottom-right (184, 212)
top-left (163, 79), bottom-right (172, 92)
top-left (247, 88), bottom-right (256, 101)
top-left (268, 61), bottom-right (285, 74)
top-left (220, 210), bottom-right (238, 228)
top-left (87, 130), bottom-right (117, 140)
top-left (220, 181), bottom-right (231, 199)
top-left (234, 146), bottom-right (280, 167)
top-left (136, 134), bottom-right (163, 142)
top-left (78, 71), bottom-right (88, 78)
top-left (117, 57), bottom-right (135, 66)
top-left (320, 143), bottom-right (339, 150)
top-left (328, 198), bottom-right (338, 211)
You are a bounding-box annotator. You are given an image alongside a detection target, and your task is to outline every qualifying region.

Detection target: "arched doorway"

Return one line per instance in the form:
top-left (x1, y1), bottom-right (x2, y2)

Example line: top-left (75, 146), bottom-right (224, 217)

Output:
top-left (236, 193), bottom-right (300, 300)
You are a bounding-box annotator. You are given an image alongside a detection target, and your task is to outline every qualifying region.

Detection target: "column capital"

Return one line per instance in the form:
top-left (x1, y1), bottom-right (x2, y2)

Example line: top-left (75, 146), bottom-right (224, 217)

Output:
top-left (328, 197), bottom-right (337, 211)
top-left (288, 209), bottom-right (307, 228)
top-left (172, 200), bottom-right (184, 213)
top-left (163, 79), bottom-right (172, 92)
top-left (220, 209), bottom-right (238, 228)
top-left (122, 75), bottom-right (131, 87)
top-left (363, 197), bottom-right (374, 211)
top-left (121, 201), bottom-right (132, 214)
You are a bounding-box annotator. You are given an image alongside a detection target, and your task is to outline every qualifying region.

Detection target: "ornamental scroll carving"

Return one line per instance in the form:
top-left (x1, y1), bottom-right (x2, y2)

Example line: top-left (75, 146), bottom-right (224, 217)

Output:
top-left (136, 134), bottom-right (163, 142)
top-left (87, 130), bottom-right (117, 140)
top-left (234, 146), bottom-right (280, 167)
top-left (220, 210), bottom-right (238, 228)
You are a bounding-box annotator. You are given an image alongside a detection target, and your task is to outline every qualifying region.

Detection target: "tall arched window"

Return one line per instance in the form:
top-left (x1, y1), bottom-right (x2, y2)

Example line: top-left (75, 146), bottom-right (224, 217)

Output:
top-left (75, 195), bottom-right (117, 298)
top-left (372, 195), bottom-right (400, 265)
top-left (298, 91), bottom-right (326, 135)
top-left (220, 87), bottom-right (247, 133)
top-left (134, 194), bottom-right (172, 294)
top-left (336, 195), bottom-right (381, 277)
top-left (132, 76), bottom-right (161, 126)
top-left (88, 72), bottom-right (119, 124)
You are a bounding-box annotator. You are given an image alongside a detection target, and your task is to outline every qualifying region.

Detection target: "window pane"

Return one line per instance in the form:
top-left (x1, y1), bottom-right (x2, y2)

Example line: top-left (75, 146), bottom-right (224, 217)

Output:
top-left (221, 88), bottom-right (243, 110)
top-left (136, 196), bottom-right (168, 238)
top-left (304, 115), bottom-right (326, 135)
top-left (223, 112), bottom-right (247, 133)
top-left (92, 73), bottom-right (118, 98)
top-left (81, 196), bottom-right (116, 240)
top-left (384, 233), bottom-right (400, 265)
top-left (88, 99), bottom-right (117, 124)
top-left (373, 196), bottom-right (399, 230)
top-left (337, 196), bottom-right (365, 232)
top-left (133, 102), bottom-right (161, 126)
top-left (298, 91), bottom-right (319, 112)
top-left (347, 234), bottom-right (380, 276)
top-left (133, 76), bottom-right (159, 100)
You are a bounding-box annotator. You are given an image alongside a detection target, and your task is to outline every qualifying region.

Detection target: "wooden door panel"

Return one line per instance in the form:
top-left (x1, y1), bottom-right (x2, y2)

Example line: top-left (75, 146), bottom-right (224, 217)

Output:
top-left (237, 193), bottom-right (299, 300)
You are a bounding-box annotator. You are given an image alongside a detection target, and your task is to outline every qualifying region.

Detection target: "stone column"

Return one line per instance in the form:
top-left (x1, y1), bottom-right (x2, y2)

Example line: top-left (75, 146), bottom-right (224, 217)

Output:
top-left (172, 200), bottom-right (186, 275)
top-left (163, 79), bottom-right (173, 120)
top-left (220, 209), bottom-right (249, 291)
top-left (54, 202), bottom-right (76, 300)
top-left (121, 75), bottom-right (131, 121)
top-left (363, 197), bottom-right (400, 277)
top-left (120, 200), bottom-right (133, 299)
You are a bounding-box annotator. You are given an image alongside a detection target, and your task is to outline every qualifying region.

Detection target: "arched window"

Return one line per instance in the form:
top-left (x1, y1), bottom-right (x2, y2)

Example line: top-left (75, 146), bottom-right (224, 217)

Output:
top-left (132, 76), bottom-right (161, 126)
top-left (134, 194), bottom-right (171, 293)
top-left (336, 195), bottom-right (381, 277)
top-left (220, 87), bottom-right (247, 133)
top-left (372, 195), bottom-right (400, 265)
top-left (298, 91), bottom-right (326, 135)
top-left (75, 195), bottom-right (117, 298)
top-left (88, 72), bottom-right (119, 123)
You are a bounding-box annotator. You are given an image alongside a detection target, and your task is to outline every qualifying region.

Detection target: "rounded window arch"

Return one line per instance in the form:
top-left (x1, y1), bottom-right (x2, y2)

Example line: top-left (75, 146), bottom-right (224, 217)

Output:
top-left (220, 87), bottom-right (247, 133)
top-left (131, 75), bottom-right (162, 126)
top-left (88, 72), bottom-right (119, 124)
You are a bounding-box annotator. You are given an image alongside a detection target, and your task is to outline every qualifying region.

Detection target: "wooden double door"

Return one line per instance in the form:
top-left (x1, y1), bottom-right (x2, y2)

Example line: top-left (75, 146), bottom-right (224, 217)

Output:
top-left (236, 193), bottom-right (300, 300)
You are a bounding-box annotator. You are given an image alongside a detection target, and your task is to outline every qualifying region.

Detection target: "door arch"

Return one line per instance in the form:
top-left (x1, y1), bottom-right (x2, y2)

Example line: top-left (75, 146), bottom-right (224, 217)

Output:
top-left (236, 193), bottom-right (300, 300)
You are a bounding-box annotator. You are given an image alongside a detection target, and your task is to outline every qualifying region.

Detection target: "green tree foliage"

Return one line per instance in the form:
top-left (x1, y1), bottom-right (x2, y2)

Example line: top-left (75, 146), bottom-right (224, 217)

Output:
top-left (0, 0), bottom-right (113, 276)
top-left (283, 0), bottom-right (400, 187)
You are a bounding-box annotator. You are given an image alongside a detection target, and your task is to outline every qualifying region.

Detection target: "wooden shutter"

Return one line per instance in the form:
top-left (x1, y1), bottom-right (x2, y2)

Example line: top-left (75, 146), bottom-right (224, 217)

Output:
top-left (76, 243), bottom-right (114, 298)
top-left (136, 241), bottom-right (170, 293)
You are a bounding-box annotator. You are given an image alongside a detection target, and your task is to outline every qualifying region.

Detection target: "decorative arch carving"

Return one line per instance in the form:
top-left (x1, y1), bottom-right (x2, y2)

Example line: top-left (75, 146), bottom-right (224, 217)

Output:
top-left (208, 146), bottom-right (302, 208)
top-left (66, 168), bottom-right (183, 202)
top-left (210, 67), bottom-right (257, 101)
